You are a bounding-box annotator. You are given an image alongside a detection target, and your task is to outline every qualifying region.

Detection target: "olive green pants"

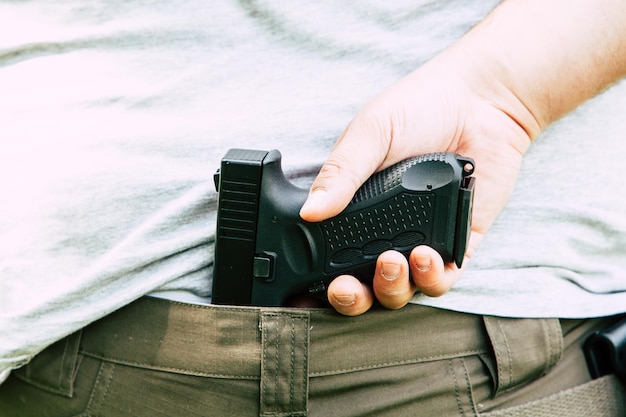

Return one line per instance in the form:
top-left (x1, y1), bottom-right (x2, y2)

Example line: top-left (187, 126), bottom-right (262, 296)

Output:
top-left (0, 297), bottom-right (623, 417)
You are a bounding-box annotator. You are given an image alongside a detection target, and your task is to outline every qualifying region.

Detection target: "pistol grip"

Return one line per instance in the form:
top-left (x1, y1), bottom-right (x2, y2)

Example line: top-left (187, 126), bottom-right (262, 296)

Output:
top-left (212, 149), bottom-right (475, 307)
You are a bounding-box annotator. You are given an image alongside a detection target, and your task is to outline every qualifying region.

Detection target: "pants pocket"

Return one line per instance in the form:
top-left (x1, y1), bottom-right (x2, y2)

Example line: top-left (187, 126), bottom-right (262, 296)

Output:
top-left (0, 354), bottom-right (103, 417)
top-left (309, 355), bottom-right (493, 417)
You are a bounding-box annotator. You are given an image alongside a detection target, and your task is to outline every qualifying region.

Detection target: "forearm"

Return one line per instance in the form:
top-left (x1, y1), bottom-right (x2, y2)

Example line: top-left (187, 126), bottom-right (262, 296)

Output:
top-left (448, 0), bottom-right (626, 139)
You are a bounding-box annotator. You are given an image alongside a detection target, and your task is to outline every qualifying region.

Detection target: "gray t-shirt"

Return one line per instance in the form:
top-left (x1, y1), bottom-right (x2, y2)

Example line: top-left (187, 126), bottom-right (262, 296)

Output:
top-left (2, 0), bottom-right (626, 381)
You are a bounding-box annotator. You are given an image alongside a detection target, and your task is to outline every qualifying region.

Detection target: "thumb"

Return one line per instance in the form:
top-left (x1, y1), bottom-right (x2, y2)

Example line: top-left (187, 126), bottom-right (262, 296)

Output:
top-left (300, 116), bottom-right (389, 222)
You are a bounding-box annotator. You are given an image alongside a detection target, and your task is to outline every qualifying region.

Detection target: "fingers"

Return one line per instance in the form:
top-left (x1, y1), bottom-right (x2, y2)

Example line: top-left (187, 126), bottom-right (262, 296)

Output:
top-left (372, 247), bottom-right (459, 310)
top-left (300, 111), bottom-right (390, 223)
top-left (409, 246), bottom-right (460, 297)
top-left (328, 247), bottom-right (463, 316)
top-left (327, 251), bottom-right (414, 316)
top-left (372, 250), bottom-right (416, 309)
top-left (327, 275), bottom-right (374, 316)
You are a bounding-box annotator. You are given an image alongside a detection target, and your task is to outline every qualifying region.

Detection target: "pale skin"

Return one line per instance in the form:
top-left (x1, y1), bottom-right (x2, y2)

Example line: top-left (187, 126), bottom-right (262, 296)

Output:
top-left (299, 0), bottom-right (626, 316)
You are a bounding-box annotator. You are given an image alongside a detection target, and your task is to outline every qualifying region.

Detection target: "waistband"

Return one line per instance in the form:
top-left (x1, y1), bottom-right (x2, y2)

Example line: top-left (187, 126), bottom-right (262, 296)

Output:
top-left (80, 297), bottom-right (489, 378)
top-left (80, 298), bottom-right (561, 389)
top-left (17, 296), bottom-right (567, 399)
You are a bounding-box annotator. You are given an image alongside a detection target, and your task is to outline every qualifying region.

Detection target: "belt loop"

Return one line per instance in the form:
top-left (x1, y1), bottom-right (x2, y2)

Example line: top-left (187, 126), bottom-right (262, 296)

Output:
top-left (483, 316), bottom-right (563, 397)
top-left (260, 310), bottom-right (310, 417)
top-left (13, 330), bottom-right (83, 398)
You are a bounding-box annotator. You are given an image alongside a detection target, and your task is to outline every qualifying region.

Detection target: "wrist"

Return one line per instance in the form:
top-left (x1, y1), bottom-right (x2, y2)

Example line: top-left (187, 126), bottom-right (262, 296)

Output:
top-left (442, 0), bottom-right (626, 140)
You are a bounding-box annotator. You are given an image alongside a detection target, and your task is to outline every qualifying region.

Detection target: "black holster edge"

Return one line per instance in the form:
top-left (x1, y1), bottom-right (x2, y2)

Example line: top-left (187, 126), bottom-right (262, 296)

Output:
top-left (584, 316), bottom-right (626, 384)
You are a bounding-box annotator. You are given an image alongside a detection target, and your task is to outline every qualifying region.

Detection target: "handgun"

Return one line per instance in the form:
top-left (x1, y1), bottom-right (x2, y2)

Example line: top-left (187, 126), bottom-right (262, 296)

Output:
top-left (212, 149), bottom-right (475, 306)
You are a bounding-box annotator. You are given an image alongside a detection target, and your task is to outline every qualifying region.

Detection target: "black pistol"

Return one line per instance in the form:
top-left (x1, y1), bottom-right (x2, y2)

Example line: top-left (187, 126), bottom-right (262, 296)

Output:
top-left (212, 149), bottom-right (475, 306)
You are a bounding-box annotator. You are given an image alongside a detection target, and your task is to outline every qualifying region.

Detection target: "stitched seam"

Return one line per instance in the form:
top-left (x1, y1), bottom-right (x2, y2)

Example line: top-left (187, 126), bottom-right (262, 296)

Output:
top-left (68, 333), bottom-right (83, 397)
top-left (261, 316), bottom-right (267, 407)
top-left (59, 337), bottom-right (70, 391)
top-left (552, 319), bottom-right (563, 368)
top-left (11, 375), bottom-right (69, 397)
top-left (80, 351), bottom-right (259, 380)
top-left (450, 360), bottom-right (465, 417)
top-left (542, 320), bottom-right (553, 376)
top-left (262, 315), bottom-right (270, 411)
top-left (497, 319), bottom-right (513, 389)
top-left (483, 318), bottom-right (503, 394)
top-left (461, 358), bottom-right (477, 416)
top-left (85, 361), bottom-right (113, 416)
top-left (291, 316), bottom-right (308, 414)
top-left (273, 317), bottom-right (279, 411)
top-left (301, 318), bottom-right (308, 413)
top-left (81, 347), bottom-right (487, 378)
top-left (309, 349), bottom-right (488, 377)
top-left (289, 317), bottom-right (296, 413)
top-left (96, 363), bottom-right (114, 415)
top-left (552, 321), bottom-right (559, 366)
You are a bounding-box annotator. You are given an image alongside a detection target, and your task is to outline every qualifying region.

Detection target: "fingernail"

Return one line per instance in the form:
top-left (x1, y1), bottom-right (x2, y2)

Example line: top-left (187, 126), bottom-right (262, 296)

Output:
top-left (414, 255), bottom-right (431, 273)
top-left (381, 262), bottom-right (401, 281)
top-left (332, 293), bottom-right (356, 306)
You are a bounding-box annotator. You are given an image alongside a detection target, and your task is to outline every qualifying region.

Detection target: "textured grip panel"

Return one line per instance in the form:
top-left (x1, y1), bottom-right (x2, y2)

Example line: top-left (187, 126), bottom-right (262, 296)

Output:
top-left (352, 153), bottom-right (447, 204)
top-left (321, 193), bottom-right (434, 270)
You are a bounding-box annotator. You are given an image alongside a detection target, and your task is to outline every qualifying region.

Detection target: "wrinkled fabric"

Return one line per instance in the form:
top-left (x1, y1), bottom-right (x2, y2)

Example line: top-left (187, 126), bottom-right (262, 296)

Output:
top-left (2, 0), bottom-right (626, 382)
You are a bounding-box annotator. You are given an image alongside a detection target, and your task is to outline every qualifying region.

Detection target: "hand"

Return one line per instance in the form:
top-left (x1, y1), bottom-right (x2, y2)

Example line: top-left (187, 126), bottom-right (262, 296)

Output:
top-left (300, 52), bottom-right (533, 316)
top-left (296, 0), bottom-right (626, 316)
top-left (300, 0), bottom-right (626, 316)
